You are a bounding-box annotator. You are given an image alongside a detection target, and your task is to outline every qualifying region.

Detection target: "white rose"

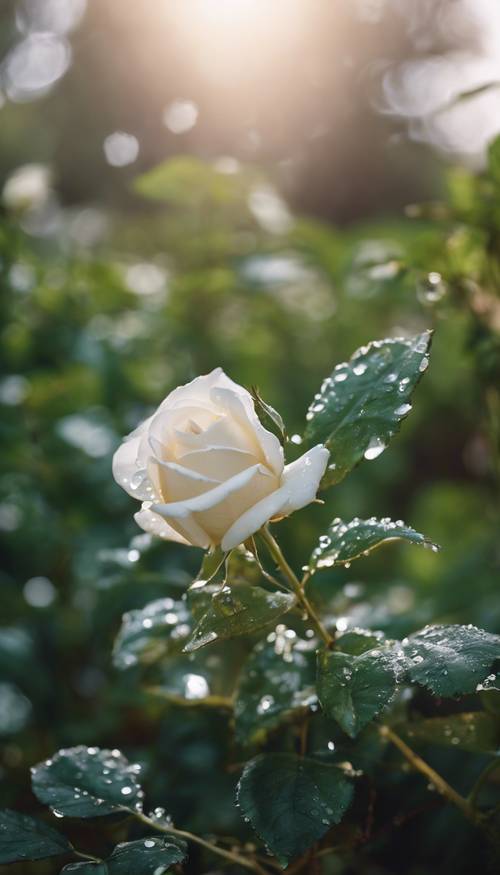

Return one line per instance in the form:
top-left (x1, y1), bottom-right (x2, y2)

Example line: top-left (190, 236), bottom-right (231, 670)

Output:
top-left (113, 368), bottom-right (329, 551)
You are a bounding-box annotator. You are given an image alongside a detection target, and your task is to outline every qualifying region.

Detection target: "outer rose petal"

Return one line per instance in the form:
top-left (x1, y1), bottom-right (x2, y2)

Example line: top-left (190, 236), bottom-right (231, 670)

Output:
top-left (220, 445), bottom-right (329, 551)
top-left (134, 504), bottom-right (190, 545)
top-left (112, 415), bottom-right (158, 501)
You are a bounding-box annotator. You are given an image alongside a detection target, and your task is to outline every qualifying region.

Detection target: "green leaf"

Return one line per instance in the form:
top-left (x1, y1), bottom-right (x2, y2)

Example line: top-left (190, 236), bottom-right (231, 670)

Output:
top-left (113, 598), bottom-right (192, 670)
top-left (308, 516), bottom-right (438, 572)
top-left (106, 836), bottom-right (187, 874)
top-left (237, 753), bottom-right (353, 867)
top-left (31, 746), bottom-right (144, 818)
top-left (400, 712), bottom-right (500, 754)
top-left (234, 634), bottom-right (316, 744)
top-left (335, 628), bottom-right (388, 655)
top-left (0, 809), bottom-right (73, 864)
top-left (186, 548), bottom-right (255, 622)
top-left (251, 386), bottom-right (287, 443)
top-left (183, 584), bottom-right (296, 653)
top-left (304, 332), bottom-right (432, 487)
top-left (402, 624), bottom-right (500, 696)
top-left (317, 649), bottom-right (398, 737)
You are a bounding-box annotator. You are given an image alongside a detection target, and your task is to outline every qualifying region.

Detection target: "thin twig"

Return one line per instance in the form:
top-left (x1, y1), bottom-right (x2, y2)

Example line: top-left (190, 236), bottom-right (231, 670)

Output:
top-left (135, 811), bottom-right (270, 875)
top-left (260, 526), bottom-right (334, 648)
top-left (379, 725), bottom-right (478, 823)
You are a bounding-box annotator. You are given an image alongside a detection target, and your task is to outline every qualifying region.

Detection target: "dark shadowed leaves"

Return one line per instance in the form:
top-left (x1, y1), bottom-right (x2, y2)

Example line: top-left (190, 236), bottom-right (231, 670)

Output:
top-left (113, 598), bottom-right (192, 670)
top-left (234, 633), bottom-right (316, 744)
top-left (237, 753), bottom-right (353, 867)
top-left (399, 712), bottom-right (500, 754)
top-left (0, 809), bottom-right (72, 864)
top-left (305, 332), bottom-right (432, 487)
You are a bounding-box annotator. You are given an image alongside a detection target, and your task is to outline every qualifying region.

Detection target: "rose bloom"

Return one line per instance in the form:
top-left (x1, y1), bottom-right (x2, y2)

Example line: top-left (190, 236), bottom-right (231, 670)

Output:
top-left (113, 369), bottom-right (329, 551)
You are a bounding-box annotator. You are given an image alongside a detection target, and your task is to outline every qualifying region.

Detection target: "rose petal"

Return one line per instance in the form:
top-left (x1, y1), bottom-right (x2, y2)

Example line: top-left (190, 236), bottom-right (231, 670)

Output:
top-left (150, 459), bottom-right (220, 502)
top-left (178, 447), bottom-right (258, 480)
top-left (134, 504), bottom-right (190, 545)
top-left (220, 445), bottom-right (329, 551)
top-left (209, 386), bottom-right (284, 477)
top-left (112, 416), bottom-right (158, 501)
top-left (153, 463), bottom-right (278, 546)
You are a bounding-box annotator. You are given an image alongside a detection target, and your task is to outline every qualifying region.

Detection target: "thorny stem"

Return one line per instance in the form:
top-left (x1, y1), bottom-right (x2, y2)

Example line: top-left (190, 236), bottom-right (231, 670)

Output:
top-left (468, 758), bottom-right (500, 809)
top-left (135, 811), bottom-right (270, 875)
top-left (260, 526), bottom-right (334, 648)
top-left (380, 725), bottom-right (478, 823)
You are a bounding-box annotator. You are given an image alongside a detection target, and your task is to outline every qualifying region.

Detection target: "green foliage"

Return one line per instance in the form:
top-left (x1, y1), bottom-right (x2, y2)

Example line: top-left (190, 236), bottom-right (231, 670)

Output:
top-left (317, 649), bottom-right (398, 737)
top-left (308, 516), bottom-right (437, 571)
top-left (1, 147), bottom-right (500, 874)
top-left (237, 753), bottom-right (353, 866)
top-left (234, 633), bottom-right (317, 744)
top-left (113, 597), bottom-right (192, 670)
top-left (31, 747), bottom-right (144, 818)
top-left (0, 810), bottom-right (72, 863)
top-left (401, 624), bottom-right (500, 696)
top-left (184, 583), bottom-right (296, 652)
top-left (304, 332), bottom-right (432, 487)
top-left (100, 836), bottom-right (187, 874)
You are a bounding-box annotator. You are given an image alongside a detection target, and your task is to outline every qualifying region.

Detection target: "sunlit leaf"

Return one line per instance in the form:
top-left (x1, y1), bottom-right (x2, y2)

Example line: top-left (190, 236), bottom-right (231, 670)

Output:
top-left (31, 746), bottom-right (144, 818)
top-left (305, 332), bottom-right (432, 487)
top-left (237, 753), bottom-right (353, 866)
top-left (308, 516), bottom-right (437, 572)
top-left (183, 584), bottom-right (296, 653)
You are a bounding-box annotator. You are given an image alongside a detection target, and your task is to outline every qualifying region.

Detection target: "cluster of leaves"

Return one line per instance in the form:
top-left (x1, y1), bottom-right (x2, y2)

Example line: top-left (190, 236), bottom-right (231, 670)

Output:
top-left (1, 144), bottom-right (500, 874)
top-left (2, 321), bottom-right (500, 872)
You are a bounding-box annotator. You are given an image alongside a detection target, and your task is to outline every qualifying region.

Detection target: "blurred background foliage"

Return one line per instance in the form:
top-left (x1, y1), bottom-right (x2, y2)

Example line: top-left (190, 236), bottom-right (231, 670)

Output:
top-left (0, 1), bottom-right (500, 873)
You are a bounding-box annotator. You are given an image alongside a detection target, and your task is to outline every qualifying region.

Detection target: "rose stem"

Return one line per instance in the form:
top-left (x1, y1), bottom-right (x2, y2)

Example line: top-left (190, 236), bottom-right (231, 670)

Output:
top-left (379, 725), bottom-right (478, 823)
top-left (135, 811), bottom-right (270, 875)
top-left (260, 526), bottom-right (334, 648)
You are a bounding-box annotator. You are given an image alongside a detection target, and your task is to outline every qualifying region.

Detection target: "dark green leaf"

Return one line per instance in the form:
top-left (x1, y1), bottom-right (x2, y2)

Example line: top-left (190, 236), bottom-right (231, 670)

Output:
top-left (251, 386), bottom-right (287, 443)
top-left (237, 753), bottom-right (353, 867)
top-left (31, 746), bottom-right (144, 818)
top-left (402, 624), bottom-right (500, 696)
top-left (304, 332), bottom-right (432, 487)
top-left (234, 634), bottom-right (316, 744)
top-left (106, 836), bottom-right (187, 874)
top-left (400, 712), bottom-right (500, 754)
top-left (0, 809), bottom-right (73, 864)
top-left (317, 649), bottom-right (398, 737)
top-left (336, 628), bottom-right (388, 655)
top-left (113, 598), bottom-right (192, 670)
top-left (183, 584), bottom-right (296, 653)
top-left (308, 516), bottom-right (438, 572)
